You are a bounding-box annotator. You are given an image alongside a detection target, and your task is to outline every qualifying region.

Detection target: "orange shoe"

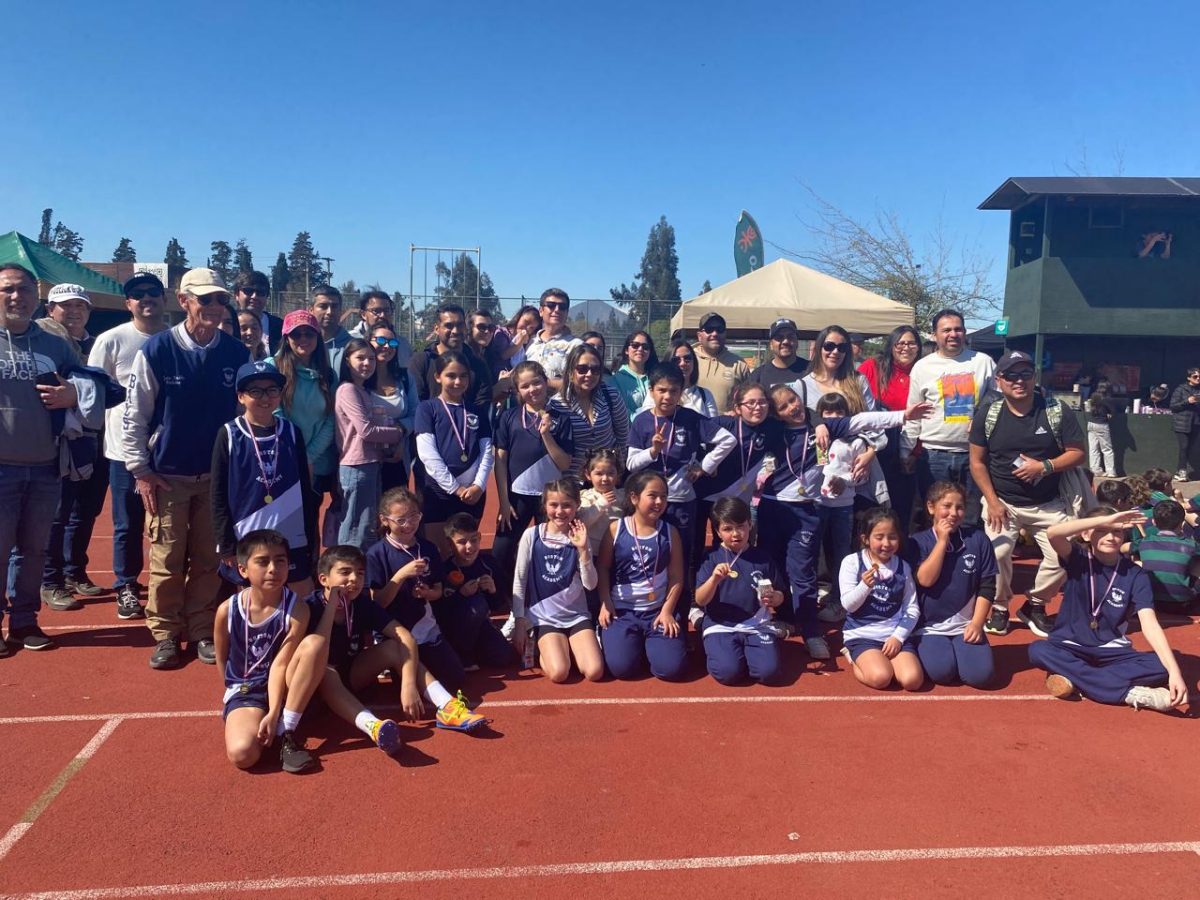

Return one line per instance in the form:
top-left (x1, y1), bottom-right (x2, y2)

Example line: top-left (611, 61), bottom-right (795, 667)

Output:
top-left (436, 691), bottom-right (486, 732)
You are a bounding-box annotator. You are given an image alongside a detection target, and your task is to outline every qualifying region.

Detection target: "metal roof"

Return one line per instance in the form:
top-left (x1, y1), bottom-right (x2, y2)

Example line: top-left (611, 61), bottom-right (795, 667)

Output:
top-left (978, 177), bottom-right (1200, 210)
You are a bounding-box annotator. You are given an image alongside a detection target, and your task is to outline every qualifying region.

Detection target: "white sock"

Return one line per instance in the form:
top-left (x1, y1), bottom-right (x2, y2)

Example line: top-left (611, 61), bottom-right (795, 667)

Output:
top-left (425, 680), bottom-right (453, 709)
top-left (354, 710), bottom-right (378, 737)
top-left (278, 709), bottom-right (302, 735)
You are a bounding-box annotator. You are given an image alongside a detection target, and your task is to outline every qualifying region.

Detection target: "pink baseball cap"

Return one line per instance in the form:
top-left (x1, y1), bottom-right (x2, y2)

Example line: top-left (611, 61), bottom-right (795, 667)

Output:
top-left (282, 309), bottom-right (320, 335)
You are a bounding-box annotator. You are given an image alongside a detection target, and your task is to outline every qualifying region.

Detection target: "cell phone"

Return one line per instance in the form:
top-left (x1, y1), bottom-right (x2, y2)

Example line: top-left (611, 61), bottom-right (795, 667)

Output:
top-left (35, 371), bottom-right (59, 388)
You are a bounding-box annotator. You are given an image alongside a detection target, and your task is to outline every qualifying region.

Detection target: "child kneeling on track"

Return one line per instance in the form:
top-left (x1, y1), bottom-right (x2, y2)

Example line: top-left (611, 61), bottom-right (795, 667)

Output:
top-left (694, 498), bottom-right (787, 686)
top-left (366, 487), bottom-right (486, 731)
top-left (597, 471), bottom-right (688, 681)
top-left (512, 479), bottom-right (604, 683)
top-left (305, 545), bottom-right (414, 755)
top-left (214, 530), bottom-right (325, 773)
top-left (837, 507), bottom-right (923, 691)
top-left (1133, 500), bottom-right (1200, 613)
top-left (1031, 507), bottom-right (1188, 712)
top-left (907, 481), bottom-right (997, 688)
top-left (440, 514), bottom-right (516, 670)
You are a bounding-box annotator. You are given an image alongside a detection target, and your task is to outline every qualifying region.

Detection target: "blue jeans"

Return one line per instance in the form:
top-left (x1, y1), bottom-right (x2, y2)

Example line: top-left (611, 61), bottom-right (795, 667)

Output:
top-left (1, 464), bottom-right (62, 630)
top-left (917, 448), bottom-right (981, 527)
top-left (109, 460), bottom-right (145, 589)
top-left (42, 460), bottom-right (109, 587)
top-left (337, 463), bottom-right (382, 549)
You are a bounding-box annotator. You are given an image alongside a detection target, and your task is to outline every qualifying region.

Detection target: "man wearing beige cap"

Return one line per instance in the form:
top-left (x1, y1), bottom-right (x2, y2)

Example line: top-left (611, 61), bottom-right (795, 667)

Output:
top-left (122, 268), bottom-right (249, 669)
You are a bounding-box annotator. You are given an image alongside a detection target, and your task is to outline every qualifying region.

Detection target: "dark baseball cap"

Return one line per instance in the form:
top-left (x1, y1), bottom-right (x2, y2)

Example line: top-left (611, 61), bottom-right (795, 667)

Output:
top-left (995, 349), bottom-right (1035, 375)
top-left (769, 318), bottom-right (799, 339)
top-left (698, 312), bottom-right (727, 332)
top-left (236, 361), bottom-right (286, 392)
top-left (123, 271), bottom-right (165, 296)
top-left (848, 332), bottom-right (864, 344)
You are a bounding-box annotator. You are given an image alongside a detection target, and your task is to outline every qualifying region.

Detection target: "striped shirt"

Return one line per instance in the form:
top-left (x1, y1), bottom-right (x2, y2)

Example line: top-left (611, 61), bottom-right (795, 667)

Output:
top-left (551, 382), bottom-right (629, 478)
top-left (1136, 531), bottom-right (1197, 605)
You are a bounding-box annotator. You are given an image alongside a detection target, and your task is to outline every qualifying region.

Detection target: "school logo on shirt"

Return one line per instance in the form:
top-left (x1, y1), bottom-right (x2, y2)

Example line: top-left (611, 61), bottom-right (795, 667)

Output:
top-left (465, 413), bottom-right (479, 430)
top-left (222, 367), bottom-right (236, 388)
top-left (543, 550), bottom-right (565, 576)
top-left (798, 529), bottom-right (814, 546)
top-left (1108, 588), bottom-right (1126, 607)
top-left (674, 431), bottom-right (688, 447)
top-left (752, 434), bottom-right (765, 450)
top-left (961, 553), bottom-right (977, 574)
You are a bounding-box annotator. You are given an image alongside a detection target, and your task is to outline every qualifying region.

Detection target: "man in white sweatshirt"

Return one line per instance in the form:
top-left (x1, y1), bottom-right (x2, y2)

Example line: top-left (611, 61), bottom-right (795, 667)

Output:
top-left (900, 309), bottom-right (995, 526)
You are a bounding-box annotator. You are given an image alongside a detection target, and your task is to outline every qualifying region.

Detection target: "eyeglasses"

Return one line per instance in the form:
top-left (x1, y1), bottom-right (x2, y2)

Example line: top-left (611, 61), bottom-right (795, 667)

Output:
top-left (574, 364), bottom-right (602, 375)
top-left (127, 288), bottom-right (163, 300)
top-left (243, 386), bottom-right (282, 399)
top-left (893, 341), bottom-right (919, 349)
top-left (542, 300), bottom-right (568, 312)
top-left (739, 399), bottom-right (769, 408)
top-left (1000, 369), bottom-right (1035, 382)
top-left (473, 323), bottom-right (496, 332)
top-left (822, 341), bottom-right (849, 354)
top-left (628, 341), bottom-right (649, 351)
top-left (239, 288), bottom-right (268, 298)
top-left (383, 512), bottom-right (423, 526)
top-left (700, 324), bottom-right (726, 334)
top-left (373, 337), bottom-right (400, 349)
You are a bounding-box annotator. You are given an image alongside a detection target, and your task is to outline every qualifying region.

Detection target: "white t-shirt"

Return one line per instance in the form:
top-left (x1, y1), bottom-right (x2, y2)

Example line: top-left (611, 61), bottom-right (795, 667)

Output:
top-left (901, 350), bottom-right (996, 456)
top-left (87, 322), bottom-right (163, 463)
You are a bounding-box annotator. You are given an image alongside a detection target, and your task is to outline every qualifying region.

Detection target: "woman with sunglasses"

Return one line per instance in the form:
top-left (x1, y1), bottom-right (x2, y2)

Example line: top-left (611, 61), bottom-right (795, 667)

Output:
top-left (267, 310), bottom-right (338, 544)
top-left (859, 326), bottom-right (924, 527)
top-left (639, 339), bottom-right (718, 418)
top-left (550, 343), bottom-right (630, 479)
top-left (370, 323), bottom-right (420, 492)
top-left (612, 331), bottom-right (659, 421)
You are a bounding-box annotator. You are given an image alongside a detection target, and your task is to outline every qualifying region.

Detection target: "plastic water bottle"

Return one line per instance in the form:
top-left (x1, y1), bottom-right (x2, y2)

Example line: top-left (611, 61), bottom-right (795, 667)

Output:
top-left (522, 630), bottom-right (537, 670)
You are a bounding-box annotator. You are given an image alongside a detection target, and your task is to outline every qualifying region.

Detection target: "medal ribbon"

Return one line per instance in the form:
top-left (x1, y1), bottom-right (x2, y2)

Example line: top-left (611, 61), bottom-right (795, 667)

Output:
top-left (628, 517), bottom-right (659, 598)
top-left (243, 417), bottom-right (281, 495)
top-left (439, 398), bottom-right (469, 460)
top-left (653, 412), bottom-right (676, 474)
top-left (1087, 549), bottom-right (1121, 624)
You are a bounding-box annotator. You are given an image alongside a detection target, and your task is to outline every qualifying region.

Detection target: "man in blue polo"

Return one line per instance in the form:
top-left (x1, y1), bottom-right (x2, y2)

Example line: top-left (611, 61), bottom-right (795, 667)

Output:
top-left (122, 268), bottom-right (248, 669)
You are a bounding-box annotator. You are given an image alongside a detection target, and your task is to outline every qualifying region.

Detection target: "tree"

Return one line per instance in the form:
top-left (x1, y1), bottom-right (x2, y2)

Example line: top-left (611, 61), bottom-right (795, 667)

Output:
top-left (38, 209), bottom-right (52, 245)
top-left (271, 253), bottom-right (291, 296)
top-left (164, 238), bottom-right (188, 268)
top-left (209, 240), bottom-right (233, 283)
top-left (609, 215), bottom-right (681, 330)
top-left (51, 223), bottom-right (84, 261)
top-left (700, 280), bottom-right (713, 294)
top-left (432, 253), bottom-right (500, 315)
top-left (781, 184), bottom-right (1000, 328)
top-left (111, 238), bottom-right (137, 263)
top-left (286, 231), bottom-right (326, 294)
top-left (234, 239), bottom-right (253, 274)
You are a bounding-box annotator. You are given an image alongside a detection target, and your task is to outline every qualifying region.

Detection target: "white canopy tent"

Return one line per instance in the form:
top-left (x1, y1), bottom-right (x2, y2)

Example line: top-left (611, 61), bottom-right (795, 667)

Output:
top-left (670, 258), bottom-right (914, 338)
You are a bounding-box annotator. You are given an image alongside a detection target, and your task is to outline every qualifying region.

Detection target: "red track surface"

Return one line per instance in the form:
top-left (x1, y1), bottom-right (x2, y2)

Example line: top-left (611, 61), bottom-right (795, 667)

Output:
top-left (1, 493), bottom-right (1198, 898)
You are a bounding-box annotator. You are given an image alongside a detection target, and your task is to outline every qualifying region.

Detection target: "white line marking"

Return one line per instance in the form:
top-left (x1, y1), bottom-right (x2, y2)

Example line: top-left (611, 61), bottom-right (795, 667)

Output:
top-left (0, 693), bottom-right (1056, 725)
top-left (4, 841), bottom-right (1198, 898)
top-left (0, 718), bottom-right (121, 864)
top-left (39, 623), bottom-right (143, 633)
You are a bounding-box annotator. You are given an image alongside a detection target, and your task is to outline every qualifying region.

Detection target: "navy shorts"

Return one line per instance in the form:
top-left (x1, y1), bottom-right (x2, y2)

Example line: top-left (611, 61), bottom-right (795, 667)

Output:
top-left (421, 485), bottom-right (486, 524)
top-left (222, 683), bottom-right (268, 720)
top-left (843, 636), bottom-right (918, 661)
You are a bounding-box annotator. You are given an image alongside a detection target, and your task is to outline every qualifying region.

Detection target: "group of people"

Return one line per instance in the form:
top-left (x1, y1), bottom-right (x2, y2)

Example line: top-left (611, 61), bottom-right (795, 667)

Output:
top-left (0, 262), bottom-right (1190, 776)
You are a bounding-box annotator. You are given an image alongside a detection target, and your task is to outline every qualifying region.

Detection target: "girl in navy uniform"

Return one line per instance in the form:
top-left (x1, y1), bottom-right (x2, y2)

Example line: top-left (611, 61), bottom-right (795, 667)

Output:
top-left (366, 487), bottom-right (486, 732)
top-left (212, 362), bottom-right (317, 595)
top-left (837, 508), bottom-right (923, 691)
top-left (414, 351), bottom-right (494, 557)
top-left (493, 360), bottom-right (574, 598)
top-left (597, 471), bottom-right (687, 681)
top-left (694, 498), bottom-right (787, 685)
top-left (512, 479), bottom-right (603, 683)
top-left (1032, 507), bottom-right (1187, 712)
top-left (626, 364), bottom-right (736, 619)
top-left (907, 481), bottom-right (998, 688)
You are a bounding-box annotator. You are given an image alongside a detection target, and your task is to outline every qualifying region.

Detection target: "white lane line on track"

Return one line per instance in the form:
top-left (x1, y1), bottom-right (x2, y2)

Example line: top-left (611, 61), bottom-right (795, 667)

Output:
top-left (3, 841), bottom-right (1199, 898)
top-left (0, 693), bottom-right (1056, 725)
top-left (0, 718), bottom-right (121, 864)
top-left (39, 624), bottom-right (144, 632)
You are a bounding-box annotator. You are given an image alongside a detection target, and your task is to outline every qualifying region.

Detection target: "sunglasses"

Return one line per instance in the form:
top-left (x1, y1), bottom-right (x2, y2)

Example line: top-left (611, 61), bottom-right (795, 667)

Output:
top-left (190, 293), bottom-right (227, 306)
top-left (287, 328), bottom-right (318, 340)
top-left (822, 341), bottom-right (849, 354)
top-left (239, 288), bottom-right (268, 298)
top-left (673, 354), bottom-right (695, 364)
top-left (628, 341), bottom-right (649, 351)
top-left (542, 301), bottom-right (569, 311)
top-left (127, 287), bottom-right (163, 301)
top-left (473, 323), bottom-right (496, 332)
top-left (700, 324), bottom-right (726, 334)
top-left (1000, 369), bottom-right (1035, 382)
top-left (373, 337), bottom-right (400, 349)
top-left (242, 386), bottom-right (282, 399)
top-left (574, 364), bottom-right (602, 375)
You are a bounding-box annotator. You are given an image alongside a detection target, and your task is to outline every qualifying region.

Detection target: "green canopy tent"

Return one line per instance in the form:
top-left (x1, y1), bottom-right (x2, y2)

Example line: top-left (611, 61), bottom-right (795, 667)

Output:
top-left (0, 230), bottom-right (127, 311)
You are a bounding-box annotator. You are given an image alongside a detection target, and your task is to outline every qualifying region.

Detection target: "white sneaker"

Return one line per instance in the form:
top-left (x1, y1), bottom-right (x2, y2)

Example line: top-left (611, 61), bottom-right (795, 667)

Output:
top-left (817, 602), bottom-right (845, 623)
top-left (1124, 685), bottom-right (1173, 712)
top-left (805, 636), bottom-right (832, 660)
top-left (687, 606), bottom-right (705, 630)
top-left (500, 613), bottom-right (516, 640)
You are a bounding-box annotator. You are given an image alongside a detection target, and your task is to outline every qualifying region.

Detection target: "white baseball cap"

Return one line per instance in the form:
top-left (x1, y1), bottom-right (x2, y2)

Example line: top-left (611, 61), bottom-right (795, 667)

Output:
top-left (47, 283), bottom-right (92, 306)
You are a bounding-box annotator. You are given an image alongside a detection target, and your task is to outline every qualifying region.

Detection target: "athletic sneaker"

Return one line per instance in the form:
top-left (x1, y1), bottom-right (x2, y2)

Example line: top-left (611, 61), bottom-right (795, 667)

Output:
top-left (66, 578), bottom-right (104, 597)
top-left (436, 691), bottom-right (486, 732)
top-left (195, 638), bottom-right (217, 665)
top-left (805, 636), bottom-right (832, 660)
top-left (983, 607), bottom-right (1009, 636)
top-left (1124, 686), bottom-right (1174, 712)
top-left (817, 602), bottom-right (845, 623)
top-left (9, 625), bottom-right (54, 651)
top-left (1017, 605), bottom-right (1054, 638)
top-left (149, 637), bottom-right (182, 670)
top-left (1045, 674), bottom-right (1077, 699)
top-left (687, 606), bottom-right (705, 631)
top-left (41, 585), bottom-right (82, 611)
top-left (762, 619), bottom-right (793, 639)
top-left (278, 731), bottom-right (315, 773)
top-left (116, 585), bottom-right (144, 620)
top-left (500, 612), bottom-right (517, 640)
top-left (370, 718), bottom-right (402, 754)
top-left (1174, 469), bottom-right (1190, 484)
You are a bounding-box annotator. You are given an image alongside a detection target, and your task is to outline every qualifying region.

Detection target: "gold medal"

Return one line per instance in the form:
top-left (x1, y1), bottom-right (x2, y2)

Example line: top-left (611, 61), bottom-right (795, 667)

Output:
top-left (1089, 619), bottom-right (1099, 630)
top-left (460, 452), bottom-right (469, 462)
top-left (239, 683), bottom-right (250, 695)
top-left (263, 494), bottom-right (273, 504)
top-left (727, 571), bottom-right (739, 579)
top-left (647, 590), bottom-right (656, 602)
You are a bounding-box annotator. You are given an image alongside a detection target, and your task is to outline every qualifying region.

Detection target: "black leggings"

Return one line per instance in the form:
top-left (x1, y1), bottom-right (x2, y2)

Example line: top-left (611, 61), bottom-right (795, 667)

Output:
top-left (1177, 430), bottom-right (1198, 472)
top-left (490, 493), bottom-right (542, 612)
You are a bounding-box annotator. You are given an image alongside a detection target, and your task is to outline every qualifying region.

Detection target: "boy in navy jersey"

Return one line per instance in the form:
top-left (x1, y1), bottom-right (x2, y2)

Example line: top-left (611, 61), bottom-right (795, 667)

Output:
top-left (213, 530), bottom-right (326, 773)
top-left (694, 498), bottom-right (787, 685)
top-left (1032, 507), bottom-right (1187, 712)
top-left (440, 514), bottom-right (515, 669)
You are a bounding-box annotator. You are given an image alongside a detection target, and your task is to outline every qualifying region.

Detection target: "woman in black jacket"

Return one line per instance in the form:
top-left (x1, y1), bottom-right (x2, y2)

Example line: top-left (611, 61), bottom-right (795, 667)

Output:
top-left (1169, 367), bottom-right (1200, 480)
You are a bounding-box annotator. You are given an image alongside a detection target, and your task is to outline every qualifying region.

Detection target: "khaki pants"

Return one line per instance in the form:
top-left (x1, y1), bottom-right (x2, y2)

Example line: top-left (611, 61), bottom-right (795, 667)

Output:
top-left (145, 476), bottom-right (222, 643)
top-left (983, 496), bottom-right (1070, 609)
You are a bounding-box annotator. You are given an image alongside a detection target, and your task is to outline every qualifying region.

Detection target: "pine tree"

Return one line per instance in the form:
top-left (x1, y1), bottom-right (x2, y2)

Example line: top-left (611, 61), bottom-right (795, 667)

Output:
top-left (432, 253), bottom-right (500, 315)
top-left (271, 253), bottom-right (290, 295)
top-left (234, 239), bottom-right (253, 274)
top-left (209, 240), bottom-right (233, 283)
top-left (38, 209), bottom-right (53, 245)
top-left (164, 238), bottom-right (188, 268)
top-left (51, 223), bottom-right (84, 261)
top-left (609, 215), bottom-right (681, 330)
top-left (112, 238), bottom-right (137, 262)
top-left (286, 231), bottom-right (326, 293)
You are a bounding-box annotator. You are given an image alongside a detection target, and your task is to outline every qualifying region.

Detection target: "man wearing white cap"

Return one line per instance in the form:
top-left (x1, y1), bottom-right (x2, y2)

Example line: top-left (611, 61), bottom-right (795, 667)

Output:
top-left (122, 268), bottom-right (249, 669)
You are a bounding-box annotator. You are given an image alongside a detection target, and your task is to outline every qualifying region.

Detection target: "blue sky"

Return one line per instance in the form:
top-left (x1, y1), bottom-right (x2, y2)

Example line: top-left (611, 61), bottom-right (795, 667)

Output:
top-left (10, 1), bottom-right (1200, 323)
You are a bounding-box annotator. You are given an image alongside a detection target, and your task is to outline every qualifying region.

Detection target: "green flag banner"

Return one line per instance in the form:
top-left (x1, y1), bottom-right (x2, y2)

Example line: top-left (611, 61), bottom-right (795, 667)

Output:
top-left (734, 210), bottom-right (764, 277)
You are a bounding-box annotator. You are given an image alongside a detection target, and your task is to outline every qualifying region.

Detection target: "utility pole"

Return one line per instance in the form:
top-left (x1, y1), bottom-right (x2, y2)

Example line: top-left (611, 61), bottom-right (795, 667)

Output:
top-left (320, 256), bottom-right (334, 285)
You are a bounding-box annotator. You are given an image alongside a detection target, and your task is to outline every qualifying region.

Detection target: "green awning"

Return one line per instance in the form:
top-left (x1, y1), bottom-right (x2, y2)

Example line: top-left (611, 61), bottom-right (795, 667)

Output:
top-left (0, 230), bottom-right (126, 297)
